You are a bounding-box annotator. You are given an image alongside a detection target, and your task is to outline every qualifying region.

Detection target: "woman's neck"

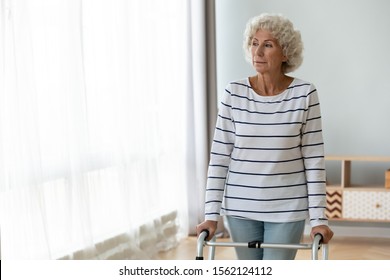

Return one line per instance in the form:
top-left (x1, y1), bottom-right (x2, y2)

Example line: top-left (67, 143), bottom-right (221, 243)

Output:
top-left (250, 73), bottom-right (293, 96)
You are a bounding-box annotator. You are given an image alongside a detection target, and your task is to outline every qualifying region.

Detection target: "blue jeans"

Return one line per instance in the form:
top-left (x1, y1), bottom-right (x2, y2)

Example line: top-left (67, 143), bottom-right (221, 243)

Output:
top-left (225, 216), bottom-right (305, 260)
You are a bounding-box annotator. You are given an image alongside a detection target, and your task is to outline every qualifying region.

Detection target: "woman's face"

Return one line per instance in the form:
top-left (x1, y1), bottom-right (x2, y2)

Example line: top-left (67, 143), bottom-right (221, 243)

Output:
top-left (250, 29), bottom-right (287, 75)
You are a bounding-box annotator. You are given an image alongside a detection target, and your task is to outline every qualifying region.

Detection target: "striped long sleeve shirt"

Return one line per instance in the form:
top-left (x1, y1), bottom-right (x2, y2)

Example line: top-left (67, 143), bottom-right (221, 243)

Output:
top-left (205, 77), bottom-right (328, 227)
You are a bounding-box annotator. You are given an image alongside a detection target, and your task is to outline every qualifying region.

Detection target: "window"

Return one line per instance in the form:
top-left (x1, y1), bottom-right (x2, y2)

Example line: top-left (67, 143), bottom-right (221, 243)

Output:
top-left (0, 0), bottom-right (190, 259)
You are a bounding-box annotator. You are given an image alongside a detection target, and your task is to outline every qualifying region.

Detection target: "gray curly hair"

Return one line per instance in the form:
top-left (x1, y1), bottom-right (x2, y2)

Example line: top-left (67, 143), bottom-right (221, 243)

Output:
top-left (243, 13), bottom-right (303, 73)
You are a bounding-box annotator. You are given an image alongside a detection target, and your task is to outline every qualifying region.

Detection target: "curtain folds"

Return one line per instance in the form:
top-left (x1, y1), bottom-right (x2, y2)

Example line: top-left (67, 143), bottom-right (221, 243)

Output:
top-left (0, 0), bottom-right (209, 259)
top-left (185, 0), bottom-right (209, 236)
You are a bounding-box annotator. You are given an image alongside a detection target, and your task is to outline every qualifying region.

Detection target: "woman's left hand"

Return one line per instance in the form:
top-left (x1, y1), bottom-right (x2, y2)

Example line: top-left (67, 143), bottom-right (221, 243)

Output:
top-left (310, 225), bottom-right (334, 244)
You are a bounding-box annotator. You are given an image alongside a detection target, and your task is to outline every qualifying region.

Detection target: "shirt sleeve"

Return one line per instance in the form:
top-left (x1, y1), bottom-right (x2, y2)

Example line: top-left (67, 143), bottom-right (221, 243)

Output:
top-left (204, 85), bottom-right (235, 221)
top-left (301, 85), bottom-right (329, 227)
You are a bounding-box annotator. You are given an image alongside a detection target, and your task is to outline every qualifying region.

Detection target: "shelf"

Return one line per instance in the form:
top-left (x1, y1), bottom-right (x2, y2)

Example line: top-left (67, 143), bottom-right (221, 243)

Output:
top-left (326, 155), bottom-right (390, 162)
top-left (345, 185), bottom-right (390, 191)
top-left (325, 155), bottom-right (390, 189)
top-left (326, 185), bottom-right (341, 189)
top-left (325, 155), bottom-right (390, 222)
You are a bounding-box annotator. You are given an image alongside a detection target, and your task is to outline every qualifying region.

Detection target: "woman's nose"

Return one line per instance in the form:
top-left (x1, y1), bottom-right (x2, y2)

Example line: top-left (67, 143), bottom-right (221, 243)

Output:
top-left (255, 46), bottom-right (263, 56)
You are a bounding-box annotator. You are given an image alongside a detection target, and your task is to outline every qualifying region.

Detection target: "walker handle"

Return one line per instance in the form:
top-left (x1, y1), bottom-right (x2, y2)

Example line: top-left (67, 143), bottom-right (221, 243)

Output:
top-left (312, 233), bottom-right (328, 260)
top-left (195, 230), bottom-right (210, 260)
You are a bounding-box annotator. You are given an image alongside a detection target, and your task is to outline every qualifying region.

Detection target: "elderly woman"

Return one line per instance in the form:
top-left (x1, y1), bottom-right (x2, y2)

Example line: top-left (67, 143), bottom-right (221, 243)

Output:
top-left (196, 13), bottom-right (333, 260)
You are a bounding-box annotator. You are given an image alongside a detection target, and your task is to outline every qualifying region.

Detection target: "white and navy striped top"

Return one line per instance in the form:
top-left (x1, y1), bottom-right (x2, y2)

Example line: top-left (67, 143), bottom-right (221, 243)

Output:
top-left (205, 77), bottom-right (328, 227)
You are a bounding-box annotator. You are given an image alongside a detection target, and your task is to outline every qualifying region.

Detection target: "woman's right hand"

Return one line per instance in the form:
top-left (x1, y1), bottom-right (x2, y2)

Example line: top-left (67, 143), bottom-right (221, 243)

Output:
top-left (196, 220), bottom-right (218, 240)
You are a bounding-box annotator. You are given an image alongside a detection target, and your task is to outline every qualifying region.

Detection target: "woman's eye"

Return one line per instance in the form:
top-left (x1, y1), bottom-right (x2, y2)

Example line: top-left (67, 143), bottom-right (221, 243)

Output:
top-left (265, 43), bottom-right (273, 47)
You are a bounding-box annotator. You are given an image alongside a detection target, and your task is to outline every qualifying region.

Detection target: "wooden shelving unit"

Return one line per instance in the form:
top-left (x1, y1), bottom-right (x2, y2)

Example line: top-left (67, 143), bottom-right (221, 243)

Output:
top-left (325, 156), bottom-right (390, 222)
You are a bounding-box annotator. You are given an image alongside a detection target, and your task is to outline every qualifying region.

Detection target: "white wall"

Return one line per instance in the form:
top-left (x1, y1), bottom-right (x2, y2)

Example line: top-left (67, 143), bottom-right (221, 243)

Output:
top-left (215, 0), bottom-right (390, 185)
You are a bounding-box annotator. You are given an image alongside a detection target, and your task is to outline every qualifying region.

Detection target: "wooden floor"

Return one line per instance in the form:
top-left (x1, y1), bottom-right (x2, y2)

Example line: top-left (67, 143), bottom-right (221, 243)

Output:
top-left (157, 235), bottom-right (390, 260)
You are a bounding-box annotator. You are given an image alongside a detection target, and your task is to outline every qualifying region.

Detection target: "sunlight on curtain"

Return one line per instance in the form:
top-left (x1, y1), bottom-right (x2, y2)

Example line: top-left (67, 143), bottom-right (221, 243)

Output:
top-left (0, 0), bottom-right (190, 259)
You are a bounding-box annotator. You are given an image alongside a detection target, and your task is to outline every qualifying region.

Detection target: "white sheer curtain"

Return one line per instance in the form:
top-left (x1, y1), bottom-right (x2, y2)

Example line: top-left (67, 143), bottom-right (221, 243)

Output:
top-left (0, 0), bottom-right (207, 259)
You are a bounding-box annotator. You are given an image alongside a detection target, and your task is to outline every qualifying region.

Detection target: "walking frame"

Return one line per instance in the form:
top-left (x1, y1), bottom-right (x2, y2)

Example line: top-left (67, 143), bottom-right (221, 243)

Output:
top-left (196, 230), bottom-right (329, 260)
